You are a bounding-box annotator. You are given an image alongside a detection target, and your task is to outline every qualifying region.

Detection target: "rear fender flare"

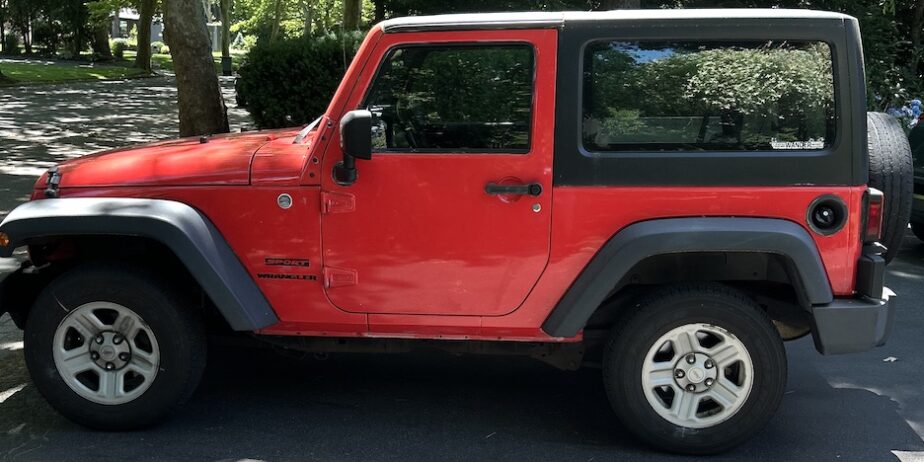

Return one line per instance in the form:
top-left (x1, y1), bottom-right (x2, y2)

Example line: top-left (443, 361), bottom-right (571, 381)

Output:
top-left (541, 217), bottom-right (833, 338)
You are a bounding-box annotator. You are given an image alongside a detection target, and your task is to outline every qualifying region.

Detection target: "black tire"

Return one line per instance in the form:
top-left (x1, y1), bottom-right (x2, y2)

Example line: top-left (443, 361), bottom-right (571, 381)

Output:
top-left (868, 112), bottom-right (913, 264)
top-left (23, 264), bottom-right (206, 430)
top-left (913, 222), bottom-right (924, 242)
top-left (603, 284), bottom-right (786, 455)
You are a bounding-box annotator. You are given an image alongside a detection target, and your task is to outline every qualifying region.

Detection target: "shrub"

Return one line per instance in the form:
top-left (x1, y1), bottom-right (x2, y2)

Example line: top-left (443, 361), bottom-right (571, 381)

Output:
top-left (159, 44), bottom-right (170, 54)
top-left (2, 34), bottom-right (20, 56)
top-left (236, 31), bottom-right (364, 128)
top-left (32, 21), bottom-right (61, 56)
top-left (111, 38), bottom-right (129, 59)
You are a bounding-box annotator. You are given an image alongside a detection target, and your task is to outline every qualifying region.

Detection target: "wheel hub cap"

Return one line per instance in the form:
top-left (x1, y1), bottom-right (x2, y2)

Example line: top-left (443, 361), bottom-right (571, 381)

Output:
top-left (641, 323), bottom-right (754, 429)
top-left (52, 302), bottom-right (160, 406)
top-left (88, 332), bottom-right (132, 370)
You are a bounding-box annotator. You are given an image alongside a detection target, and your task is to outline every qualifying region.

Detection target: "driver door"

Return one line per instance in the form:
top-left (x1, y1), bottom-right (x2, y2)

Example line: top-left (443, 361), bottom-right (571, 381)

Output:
top-left (320, 29), bottom-right (557, 317)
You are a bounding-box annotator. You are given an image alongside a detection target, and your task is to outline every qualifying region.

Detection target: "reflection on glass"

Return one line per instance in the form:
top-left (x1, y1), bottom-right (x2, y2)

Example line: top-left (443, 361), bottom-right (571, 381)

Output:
top-left (582, 40), bottom-right (835, 152)
top-left (364, 45), bottom-right (534, 153)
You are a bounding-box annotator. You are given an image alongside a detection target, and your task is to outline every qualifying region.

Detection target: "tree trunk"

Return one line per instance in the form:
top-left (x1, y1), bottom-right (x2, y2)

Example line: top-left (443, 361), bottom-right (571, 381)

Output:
top-left (302, 0), bottom-right (313, 36)
top-left (911, 0), bottom-right (924, 78)
top-left (164, 0), bottom-right (229, 137)
top-left (220, 0), bottom-right (231, 56)
top-left (92, 24), bottom-right (112, 60)
top-left (21, 14), bottom-right (31, 54)
top-left (134, 0), bottom-right (154, 71)
top-left (343, 0), bottom-right (361, 30)
top-left (270, 0), bottom-right (283, 41)
top-left (600, 0), bottom-right (641, 8)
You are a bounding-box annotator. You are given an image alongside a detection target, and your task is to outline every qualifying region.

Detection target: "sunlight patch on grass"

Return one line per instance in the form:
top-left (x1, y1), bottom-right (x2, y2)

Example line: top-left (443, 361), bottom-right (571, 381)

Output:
top-left (0, 61), bottom-right (149, 84)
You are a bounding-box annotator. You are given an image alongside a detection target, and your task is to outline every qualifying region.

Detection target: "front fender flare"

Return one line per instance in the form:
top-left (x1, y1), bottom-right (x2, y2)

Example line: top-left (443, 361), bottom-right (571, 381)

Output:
top-left (0, 198), bottom-right (278, 331)
top-left (541, 217), bottom-right (833, 338)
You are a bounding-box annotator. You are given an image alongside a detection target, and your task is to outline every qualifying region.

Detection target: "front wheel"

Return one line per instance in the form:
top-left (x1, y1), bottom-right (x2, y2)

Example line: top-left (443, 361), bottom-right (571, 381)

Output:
top-left (24, 264), bottom-right (206, 430)
top-left (603, 284), bottom-right (786, 454)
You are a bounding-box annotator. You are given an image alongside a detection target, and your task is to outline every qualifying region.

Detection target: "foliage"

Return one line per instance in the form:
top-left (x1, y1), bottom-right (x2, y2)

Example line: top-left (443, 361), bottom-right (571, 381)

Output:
top-left (1, 33), bottom-right (19, 55)
top-left (584, 42), bottom-right (834, 148)
top-left (32, 19), bottom-right (62, 55)
top-left (111, 38), bottom-right (129, 58)
top-left (236, 31), bottom-right (364, 128)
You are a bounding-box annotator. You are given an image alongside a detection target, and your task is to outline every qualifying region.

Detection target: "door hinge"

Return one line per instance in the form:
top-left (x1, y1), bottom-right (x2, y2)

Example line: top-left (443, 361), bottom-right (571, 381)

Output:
top-left (323, 267), bottom-right (357, 288)
top-left (321, 191), bottom-right (355, 214)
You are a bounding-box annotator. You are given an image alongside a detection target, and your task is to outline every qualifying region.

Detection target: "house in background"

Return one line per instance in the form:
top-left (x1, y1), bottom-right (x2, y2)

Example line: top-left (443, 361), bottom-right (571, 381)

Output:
top-left (110, 8), bottom-right (221, 52)
top-left (110, 9), bottom-right (164, 43)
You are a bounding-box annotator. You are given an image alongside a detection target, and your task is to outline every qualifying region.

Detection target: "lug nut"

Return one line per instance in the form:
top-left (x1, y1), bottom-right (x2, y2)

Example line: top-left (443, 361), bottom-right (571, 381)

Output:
top-left (105, 362), bottom-right (115, 371)
top-left (674, 369), bottom-right (685, 379)
top-left (119, 353), bottom-right (130, 361)
top-left (686, 384), bottom-right (696, 392)
top-left (95, 335), bottom-right (104, 344)
top-left (704, 378), bottom-right (715, 387)
top-left (112, 335), bottom-right (123, 345)
top-left (686, 354), bottom-right (696, 364)
top-left (704, 359), bottom-right (714, 369)
top-left (90, 352), bottom-right (100, 360)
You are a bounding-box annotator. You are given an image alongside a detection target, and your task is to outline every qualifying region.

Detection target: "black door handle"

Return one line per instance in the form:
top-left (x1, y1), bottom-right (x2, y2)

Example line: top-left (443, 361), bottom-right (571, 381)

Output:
top-left (485, 182), bottom-right (543, 196)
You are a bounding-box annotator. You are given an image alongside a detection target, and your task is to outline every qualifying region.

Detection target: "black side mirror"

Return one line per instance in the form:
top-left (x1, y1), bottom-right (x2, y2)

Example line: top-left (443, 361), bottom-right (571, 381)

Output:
top-left (341, 110), bottom-right (373, 160)
top-left (334, 110), bottom-right (373, 185)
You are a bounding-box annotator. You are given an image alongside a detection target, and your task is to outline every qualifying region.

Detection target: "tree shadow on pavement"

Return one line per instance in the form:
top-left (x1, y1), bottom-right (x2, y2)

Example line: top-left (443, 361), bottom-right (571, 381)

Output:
top-left (0, 337), bottom-right (921, 462)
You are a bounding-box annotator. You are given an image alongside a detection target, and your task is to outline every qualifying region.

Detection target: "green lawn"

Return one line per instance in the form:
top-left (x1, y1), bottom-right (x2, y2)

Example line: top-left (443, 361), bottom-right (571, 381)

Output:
top-left (0, 60), bottom-right (150, 85)
top-left (123, 50), bottom-right (246, 73)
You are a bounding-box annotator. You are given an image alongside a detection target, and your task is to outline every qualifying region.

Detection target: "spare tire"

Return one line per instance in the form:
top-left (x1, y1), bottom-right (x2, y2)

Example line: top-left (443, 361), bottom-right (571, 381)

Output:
top-left (867, 112), bottom-right (913, 264)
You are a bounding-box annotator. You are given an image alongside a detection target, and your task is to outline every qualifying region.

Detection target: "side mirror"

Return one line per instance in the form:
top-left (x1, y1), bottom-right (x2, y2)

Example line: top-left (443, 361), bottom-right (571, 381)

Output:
top-left (340, 109), bottom-right (373, 160)
top-left (334, 110), bottom-right (372, 186)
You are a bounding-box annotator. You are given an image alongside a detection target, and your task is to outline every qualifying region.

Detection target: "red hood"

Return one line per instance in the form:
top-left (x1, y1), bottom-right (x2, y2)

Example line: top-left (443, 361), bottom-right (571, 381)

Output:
top-left (51, 129), bottom-right (298, 188)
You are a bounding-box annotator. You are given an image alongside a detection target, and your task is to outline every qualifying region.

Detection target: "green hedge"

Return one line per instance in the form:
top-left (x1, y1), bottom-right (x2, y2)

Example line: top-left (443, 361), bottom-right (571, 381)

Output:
top-left (236, 32), bottom-right (364, 129)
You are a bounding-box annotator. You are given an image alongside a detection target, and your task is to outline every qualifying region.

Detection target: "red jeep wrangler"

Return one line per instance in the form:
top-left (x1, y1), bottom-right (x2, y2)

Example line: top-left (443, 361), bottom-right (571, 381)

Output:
top-left (0, 9), bottom-right (911, 454)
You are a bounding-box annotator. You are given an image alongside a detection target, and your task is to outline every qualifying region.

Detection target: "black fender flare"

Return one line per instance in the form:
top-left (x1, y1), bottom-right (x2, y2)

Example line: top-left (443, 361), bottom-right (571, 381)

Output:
top-left (541, 217), bottom-right (833, 338)
top-left (0, 198), bottom-right (278, 331)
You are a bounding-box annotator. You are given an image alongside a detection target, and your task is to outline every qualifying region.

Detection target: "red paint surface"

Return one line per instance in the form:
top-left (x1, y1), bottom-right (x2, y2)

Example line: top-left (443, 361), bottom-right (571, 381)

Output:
top-left (27, 26), bottom-right (869, 342)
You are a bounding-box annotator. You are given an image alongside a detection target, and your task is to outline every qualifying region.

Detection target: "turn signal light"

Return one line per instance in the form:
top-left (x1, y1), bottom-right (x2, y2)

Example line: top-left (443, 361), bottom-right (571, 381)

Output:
top-left (0, 232), bottom-right (9, 248)
top-left (864, 188), bottom-right (884, 243)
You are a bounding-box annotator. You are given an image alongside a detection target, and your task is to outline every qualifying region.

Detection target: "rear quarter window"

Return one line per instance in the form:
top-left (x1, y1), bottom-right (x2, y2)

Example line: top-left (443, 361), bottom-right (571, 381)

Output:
top-left (582, 40), bottom-right (835, 153)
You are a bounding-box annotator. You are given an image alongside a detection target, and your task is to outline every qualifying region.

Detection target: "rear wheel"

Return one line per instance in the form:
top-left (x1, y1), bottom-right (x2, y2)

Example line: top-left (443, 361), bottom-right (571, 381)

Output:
top-left (24, 264), bottom-right (206, 430)
top-left (603, 284), bottom-right (786, 454)
top-left (867, 112), bottom-right (913, 264)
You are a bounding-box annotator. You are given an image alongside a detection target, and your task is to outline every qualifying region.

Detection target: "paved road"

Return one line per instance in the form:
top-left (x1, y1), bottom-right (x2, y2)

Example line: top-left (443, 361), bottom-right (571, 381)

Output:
top-left (1, 78), bottom-right (924, 461)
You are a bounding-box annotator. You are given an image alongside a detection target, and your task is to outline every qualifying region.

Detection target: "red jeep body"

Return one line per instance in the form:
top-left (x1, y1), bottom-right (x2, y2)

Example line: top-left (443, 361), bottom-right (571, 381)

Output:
top-left (0, 9), bottom-right (897, 454)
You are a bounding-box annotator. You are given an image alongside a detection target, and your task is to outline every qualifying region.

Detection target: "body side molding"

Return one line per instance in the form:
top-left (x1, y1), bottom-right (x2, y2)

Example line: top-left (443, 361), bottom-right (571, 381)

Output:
top-left (541, 217), bottom-right (833, 338)
top-left (0, 198), bottom-right (278, 331)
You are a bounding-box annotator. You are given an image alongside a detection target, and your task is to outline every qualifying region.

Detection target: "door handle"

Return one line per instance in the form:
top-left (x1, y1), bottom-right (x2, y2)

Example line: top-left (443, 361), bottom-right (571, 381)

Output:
top-left (485, 182), bottom-right (543, 197)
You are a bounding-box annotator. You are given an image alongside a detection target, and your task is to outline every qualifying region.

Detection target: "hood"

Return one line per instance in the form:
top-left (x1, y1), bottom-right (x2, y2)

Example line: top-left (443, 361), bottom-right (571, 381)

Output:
top-left (50, 130), bottom-right (297, 188)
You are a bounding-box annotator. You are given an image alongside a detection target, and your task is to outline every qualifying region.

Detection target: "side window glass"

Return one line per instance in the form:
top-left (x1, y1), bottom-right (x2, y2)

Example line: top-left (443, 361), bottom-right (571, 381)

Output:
top-left (364, 44), bottom-right (534, 153)
top-left (582, 40), bottom-right (835, 152)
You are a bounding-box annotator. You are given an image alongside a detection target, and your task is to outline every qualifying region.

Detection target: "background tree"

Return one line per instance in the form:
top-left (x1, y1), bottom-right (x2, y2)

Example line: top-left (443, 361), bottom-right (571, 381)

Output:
top-left (343, 0), bottom-right (361, 29)
top-left (164, 0), bottom-right (230, 136)
top-left (135, 0), bottom-right (156, 70)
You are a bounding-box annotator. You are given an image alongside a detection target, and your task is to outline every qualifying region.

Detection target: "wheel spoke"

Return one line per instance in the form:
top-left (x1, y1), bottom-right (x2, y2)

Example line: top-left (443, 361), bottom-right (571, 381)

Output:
top-left (58, 350), bottom-right (94, 376)
top-left (672, 390), bottom-right (700, 422)
top-left (647, 362), bottom-right (675, 387)
top-left (709, 343), bottom-right (742, 367)
top-left (707, 378), bottom-right (743, 408)
top-left (673, 330), bottom-right (698, 356)
top-left (115, 313), bottom-right (139, 338)
top-left (69, 310), bottom-right (105, 338)
top-left (98, 370), bottom-right (122, 399)
top-left (129, 353), bottom-right (158, 378)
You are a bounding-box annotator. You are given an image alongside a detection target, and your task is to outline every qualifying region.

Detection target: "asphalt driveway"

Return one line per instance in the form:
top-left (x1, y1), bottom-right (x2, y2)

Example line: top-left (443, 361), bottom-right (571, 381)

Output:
top-left (1, 78), bottom-right (923, 462)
